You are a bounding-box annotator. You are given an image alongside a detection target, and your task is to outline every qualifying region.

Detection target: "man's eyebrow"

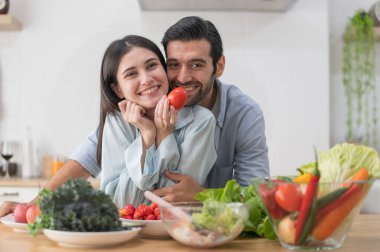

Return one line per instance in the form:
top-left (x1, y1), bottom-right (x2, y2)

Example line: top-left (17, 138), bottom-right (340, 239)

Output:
top-left (166, 58), bottom-right (207, 63)
top-left (189, 58), bottom-right (207, 63)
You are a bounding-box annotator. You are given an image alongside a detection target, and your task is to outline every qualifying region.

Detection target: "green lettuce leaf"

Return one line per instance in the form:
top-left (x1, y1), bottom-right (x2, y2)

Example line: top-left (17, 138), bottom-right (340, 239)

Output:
top-left (297, 162), bottom-right (317, 175)
top-left (194, 180), bottom-right (241, 202)
top-left (316, 143), bottom-right (379, 182)
top-left (195, 180), bottom-right (276, 240)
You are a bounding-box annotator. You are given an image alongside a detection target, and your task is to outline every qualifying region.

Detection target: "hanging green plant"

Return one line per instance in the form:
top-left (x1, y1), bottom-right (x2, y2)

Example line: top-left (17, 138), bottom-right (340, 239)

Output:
top-left (342, 10), bottom-right (377, 148)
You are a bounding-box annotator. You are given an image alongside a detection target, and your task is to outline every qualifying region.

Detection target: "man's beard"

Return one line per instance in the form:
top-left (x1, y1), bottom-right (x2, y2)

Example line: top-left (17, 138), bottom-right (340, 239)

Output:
top-left (170, 76), bottom-right (215, 107)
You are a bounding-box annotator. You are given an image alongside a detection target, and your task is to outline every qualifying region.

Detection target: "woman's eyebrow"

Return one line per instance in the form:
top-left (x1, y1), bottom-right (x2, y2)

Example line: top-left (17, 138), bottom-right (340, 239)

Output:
top-left (121, 58), bottom-right (159, 75)
top-left (144, 58), bottom-right (159, 64)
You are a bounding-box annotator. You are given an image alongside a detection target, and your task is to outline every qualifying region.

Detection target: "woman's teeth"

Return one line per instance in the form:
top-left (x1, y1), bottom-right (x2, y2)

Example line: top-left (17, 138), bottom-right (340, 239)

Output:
top-left (140, 86), bottom-right (159, 95)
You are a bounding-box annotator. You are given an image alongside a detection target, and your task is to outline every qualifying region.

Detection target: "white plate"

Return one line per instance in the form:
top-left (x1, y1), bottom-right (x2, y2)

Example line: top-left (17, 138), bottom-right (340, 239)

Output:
top-left (42, 228), bottom-right (141, 248)
top-left (120, 219), bottom-right (170, 238)
top-left (0, 214), bottom-right (28, 232)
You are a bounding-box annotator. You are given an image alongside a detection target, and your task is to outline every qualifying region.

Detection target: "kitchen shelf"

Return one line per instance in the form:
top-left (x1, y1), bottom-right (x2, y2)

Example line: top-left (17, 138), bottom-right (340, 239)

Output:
top-left (0, 14), bottom-right (22, 31)
top-left (138, 0), bottom-right (297, 12)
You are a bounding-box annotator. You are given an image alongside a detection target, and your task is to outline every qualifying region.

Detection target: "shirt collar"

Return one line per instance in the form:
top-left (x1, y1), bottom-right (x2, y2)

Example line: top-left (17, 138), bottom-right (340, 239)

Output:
top-left (174, 107), bottom-right (194, 130)
top-left (213, 79), bottom-right (226, 128)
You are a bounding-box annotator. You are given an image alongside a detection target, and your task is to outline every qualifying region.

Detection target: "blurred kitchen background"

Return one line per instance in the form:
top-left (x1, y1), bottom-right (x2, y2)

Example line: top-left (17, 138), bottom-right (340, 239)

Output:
top-left (0, 0), bottom-right (379, 177)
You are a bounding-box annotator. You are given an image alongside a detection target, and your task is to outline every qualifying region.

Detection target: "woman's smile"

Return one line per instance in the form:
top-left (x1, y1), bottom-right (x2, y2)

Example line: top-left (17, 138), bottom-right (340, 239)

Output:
top-left (139, 85), bottom-right (161, 96)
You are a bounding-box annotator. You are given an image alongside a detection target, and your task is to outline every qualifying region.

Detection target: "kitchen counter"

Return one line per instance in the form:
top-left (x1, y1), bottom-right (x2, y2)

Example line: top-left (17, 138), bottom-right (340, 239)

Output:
top-left (0, 178), bottom-right (48, 188)
top-left (0, 214), bottom-right (379, 252)
top-left (0, 177), bottom-right (100, 189)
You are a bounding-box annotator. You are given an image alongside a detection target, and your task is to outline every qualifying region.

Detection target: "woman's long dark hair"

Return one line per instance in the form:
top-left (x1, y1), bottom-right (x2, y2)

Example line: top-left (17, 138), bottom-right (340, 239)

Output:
top-left (96, 35), bottom-right (167, 166)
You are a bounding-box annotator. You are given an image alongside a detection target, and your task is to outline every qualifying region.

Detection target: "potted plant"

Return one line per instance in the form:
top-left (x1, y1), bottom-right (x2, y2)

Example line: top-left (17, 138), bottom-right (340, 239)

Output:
top-left (342, 10), bottom-right (377, 148)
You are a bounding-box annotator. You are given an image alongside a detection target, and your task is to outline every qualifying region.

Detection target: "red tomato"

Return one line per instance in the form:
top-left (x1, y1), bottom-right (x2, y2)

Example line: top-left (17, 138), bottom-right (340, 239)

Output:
top-left (153, 207), bottom-right (160, 217)
top-left (124, 207), bottom-right (134, 216)
top-left (167, 87), bottom-right (188, 110)
top-left (142, 206), bottom-right (153, 216)
top-left (124, 204), bottom-right (135, 211)
top-left (150, 202), bottom-right (158, 210)
top-left (274, 183), bottom-right (302, 212)
top-left (26, 204), bottom-right (40, 224)
top-left (146, 214), bottom-right (156, 220)
top-left (259, 184), bottom-right (287, 219)
top-left (119, 208), bottom-right (127, 217)
top-left (133, 211), bottom-right (143, 220)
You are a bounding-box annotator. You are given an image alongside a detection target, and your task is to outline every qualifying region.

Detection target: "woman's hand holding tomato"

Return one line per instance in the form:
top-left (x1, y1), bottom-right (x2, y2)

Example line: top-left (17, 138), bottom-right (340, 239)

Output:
top-left (154, 96), bottom-right (178, 145)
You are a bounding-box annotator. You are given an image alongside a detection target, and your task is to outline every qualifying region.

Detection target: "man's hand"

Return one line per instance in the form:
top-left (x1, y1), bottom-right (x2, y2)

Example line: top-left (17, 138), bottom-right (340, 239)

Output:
top-left (0, 201), bottom-right (19, 217)
top-left (153, 171), bottom-right (205, 202)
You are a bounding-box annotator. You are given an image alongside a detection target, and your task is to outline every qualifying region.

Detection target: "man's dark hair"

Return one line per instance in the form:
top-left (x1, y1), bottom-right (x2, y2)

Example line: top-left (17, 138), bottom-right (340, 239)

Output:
top-left (162, 16), bottom-right (223, 72)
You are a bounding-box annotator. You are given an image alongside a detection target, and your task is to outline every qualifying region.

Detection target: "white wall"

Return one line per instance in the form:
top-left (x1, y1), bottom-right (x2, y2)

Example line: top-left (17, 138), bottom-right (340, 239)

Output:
top-left (0, 0), bottom-right (329, 177)
top-left (329, 0), bottom-right (380, 151)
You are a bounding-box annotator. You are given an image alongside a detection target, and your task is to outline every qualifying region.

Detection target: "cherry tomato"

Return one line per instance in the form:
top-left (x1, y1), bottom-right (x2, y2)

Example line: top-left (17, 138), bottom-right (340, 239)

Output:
top-left (153, 207), bottom-right (160, 217)
top-left (150, 202), bottom-right (158, 210)
top-left (259, 184), bottom-right (287, 219)
top-left (146, 214), bottom-right (156, 220)
top-left (167, 87), bottom-right (188, 110)
top-left (274, 183), bottom-right (302, 212)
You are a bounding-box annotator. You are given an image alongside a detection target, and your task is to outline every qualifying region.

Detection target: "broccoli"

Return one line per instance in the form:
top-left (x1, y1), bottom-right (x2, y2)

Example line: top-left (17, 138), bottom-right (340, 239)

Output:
top-left (28, 179), bottom-right (122, 235)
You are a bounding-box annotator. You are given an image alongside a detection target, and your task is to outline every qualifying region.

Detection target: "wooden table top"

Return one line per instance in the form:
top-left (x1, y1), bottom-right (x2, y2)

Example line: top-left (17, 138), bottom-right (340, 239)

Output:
top-left (0, 214), bottom-right (379, 252)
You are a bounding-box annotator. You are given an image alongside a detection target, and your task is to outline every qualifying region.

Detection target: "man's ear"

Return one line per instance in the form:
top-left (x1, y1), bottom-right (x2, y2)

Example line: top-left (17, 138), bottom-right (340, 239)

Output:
top-left (215, 55), bottom-right (225, 78)
top-left (111, 84), bottom-right (124, 99)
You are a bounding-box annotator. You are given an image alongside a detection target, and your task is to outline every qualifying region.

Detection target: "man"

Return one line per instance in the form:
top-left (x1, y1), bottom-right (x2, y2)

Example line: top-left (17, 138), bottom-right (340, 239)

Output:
top-left (0, 16), bottom-right (269, 216)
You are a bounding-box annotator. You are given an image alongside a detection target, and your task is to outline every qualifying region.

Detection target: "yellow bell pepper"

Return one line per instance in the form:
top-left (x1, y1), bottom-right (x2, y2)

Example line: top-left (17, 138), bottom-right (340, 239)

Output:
top-left (293, 173), bottom-right (312, 183)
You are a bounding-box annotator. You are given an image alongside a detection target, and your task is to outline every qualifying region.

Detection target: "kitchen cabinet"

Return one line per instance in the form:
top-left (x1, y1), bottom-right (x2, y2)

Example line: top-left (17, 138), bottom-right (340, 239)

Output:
top-left (0, 177), bottom-right (100, 205)
top-left (0, 186), bottom-right (39, 203)
top-left (0, 14), bottom-right (21, 31)
top-left (0, 178), bottom-right (47, 204)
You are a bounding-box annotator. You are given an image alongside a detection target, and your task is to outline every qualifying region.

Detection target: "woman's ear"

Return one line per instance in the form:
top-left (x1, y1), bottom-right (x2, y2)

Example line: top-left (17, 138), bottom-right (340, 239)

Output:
top-left (111, 84), bottom-right (124, 99)
top-left (215, 55), bottom-right (225, 78)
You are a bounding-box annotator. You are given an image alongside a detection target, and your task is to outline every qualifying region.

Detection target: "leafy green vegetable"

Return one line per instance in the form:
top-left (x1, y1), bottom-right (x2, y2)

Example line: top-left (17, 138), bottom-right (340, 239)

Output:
top-left (298, 143), bottom-right (380, 183)
top-left (28, 179), bottom-right (122, 236)
top-left (257, 216), bottom-right (277, 240)
top-left (297, 162), bottom-right (317, 175)
top-left (192, 202), bottom-right (242, 236)
top-left (194, 180), bottom-right (275, 240)
top-left (194, 180), bottom-right (241, 202)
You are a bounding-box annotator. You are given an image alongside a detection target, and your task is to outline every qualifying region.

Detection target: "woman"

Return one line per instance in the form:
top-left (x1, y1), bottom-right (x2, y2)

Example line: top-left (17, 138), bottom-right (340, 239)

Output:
top-left (97, 35), bottom-right (216, 207)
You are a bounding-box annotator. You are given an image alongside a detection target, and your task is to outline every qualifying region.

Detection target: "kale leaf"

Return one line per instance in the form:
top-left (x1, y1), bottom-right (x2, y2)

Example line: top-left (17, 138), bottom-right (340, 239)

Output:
top-left (28, 179), bottom-right (122, 235)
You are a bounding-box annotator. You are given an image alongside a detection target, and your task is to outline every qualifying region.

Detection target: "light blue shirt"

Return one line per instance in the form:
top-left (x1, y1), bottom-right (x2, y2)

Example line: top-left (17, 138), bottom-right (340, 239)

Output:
top-left (70, 80), bottom-right (269, 190)
top-left (99, 106), bottom-right (216, 207)
top-left (206, 80), bottom-right (269, 188)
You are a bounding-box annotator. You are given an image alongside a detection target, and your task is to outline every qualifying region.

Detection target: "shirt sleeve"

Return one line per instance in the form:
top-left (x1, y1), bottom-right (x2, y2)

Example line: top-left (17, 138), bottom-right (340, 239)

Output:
top-left (69, 128), bottom-right (101, 177)
top-left (234, 109), bottom-right (270, 187)
top-left (101, 114), bottom-right (157, 206)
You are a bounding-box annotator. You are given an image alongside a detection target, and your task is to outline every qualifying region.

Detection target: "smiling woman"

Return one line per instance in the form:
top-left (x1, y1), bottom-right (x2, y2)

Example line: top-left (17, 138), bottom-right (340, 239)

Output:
top-left (94, 35), bottom-right (217, 208)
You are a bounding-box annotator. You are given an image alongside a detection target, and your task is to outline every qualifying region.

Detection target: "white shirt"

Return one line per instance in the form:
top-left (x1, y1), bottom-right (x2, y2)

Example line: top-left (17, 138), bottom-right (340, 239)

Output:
top-left (100, 106), bottom-right (216, 208)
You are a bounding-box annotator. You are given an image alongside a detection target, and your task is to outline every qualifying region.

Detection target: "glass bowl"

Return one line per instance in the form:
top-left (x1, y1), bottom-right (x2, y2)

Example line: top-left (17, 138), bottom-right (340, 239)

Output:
top-left (252, 177), bottom-right (374, 250)
top-left (160, 202), bottom-right (248, 248)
